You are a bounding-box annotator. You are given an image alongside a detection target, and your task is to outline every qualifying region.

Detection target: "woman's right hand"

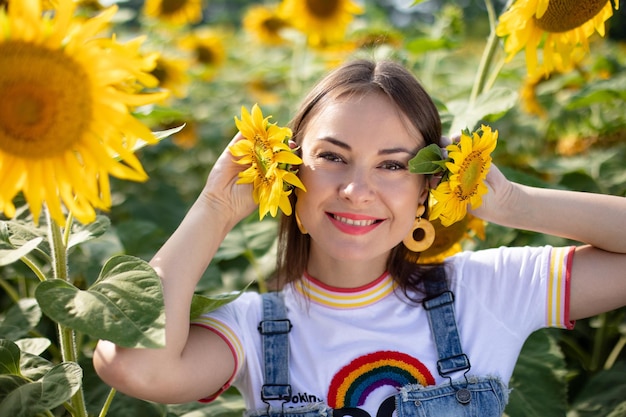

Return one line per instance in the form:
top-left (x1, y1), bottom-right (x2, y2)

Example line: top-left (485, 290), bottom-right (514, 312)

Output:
top-left (199, 132), bottom-right (258, 225)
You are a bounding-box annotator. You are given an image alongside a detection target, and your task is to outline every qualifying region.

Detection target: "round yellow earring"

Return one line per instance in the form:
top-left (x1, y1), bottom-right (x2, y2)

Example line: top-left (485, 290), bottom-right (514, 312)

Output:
top-left (403, 205), bottom-right (435, 252)
top-left (295, 211), bottom-right (308, 235)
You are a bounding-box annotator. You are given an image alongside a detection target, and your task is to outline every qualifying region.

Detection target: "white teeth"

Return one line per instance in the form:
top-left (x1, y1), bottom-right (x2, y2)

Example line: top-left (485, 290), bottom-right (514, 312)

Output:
top-left (334, 215), bottom-right (376, 226)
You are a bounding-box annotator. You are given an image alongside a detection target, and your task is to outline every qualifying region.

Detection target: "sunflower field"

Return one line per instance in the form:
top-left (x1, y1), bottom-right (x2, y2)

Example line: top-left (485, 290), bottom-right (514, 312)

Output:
top-left (1, 0), bottom-right (625, 416)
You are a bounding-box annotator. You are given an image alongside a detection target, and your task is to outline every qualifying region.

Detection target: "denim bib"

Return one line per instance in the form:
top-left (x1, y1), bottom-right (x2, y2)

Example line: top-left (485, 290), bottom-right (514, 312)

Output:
top-left (248, 272), bottom-right (508, 417)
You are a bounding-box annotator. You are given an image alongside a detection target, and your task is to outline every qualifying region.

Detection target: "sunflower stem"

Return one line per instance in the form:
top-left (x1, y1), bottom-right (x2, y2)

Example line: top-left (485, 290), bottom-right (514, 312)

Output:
top-left (45, 209), bottom-right (88, 417)
top-left (97, 388), bottom-right (117, 417)
top-left (0, 277), bottom-right (21, 303)
top-left (604, 335), bottom-right (626, 370)
top-left (20, 254), bottom-right (47, 282)
top-left (590, 312), bottom-right (608, 372)
top-left (469, 0), bottom-right (513, 106)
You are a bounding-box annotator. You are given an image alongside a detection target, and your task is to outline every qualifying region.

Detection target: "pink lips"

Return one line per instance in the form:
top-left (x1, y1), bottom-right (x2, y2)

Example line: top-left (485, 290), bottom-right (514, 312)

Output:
top-left (327, 212), bottom-right (383, 235)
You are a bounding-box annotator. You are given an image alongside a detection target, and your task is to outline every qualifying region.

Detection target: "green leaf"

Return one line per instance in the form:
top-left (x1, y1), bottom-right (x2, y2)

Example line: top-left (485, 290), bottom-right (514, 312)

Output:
top-left (505, 330), bottom-right (567, 417)
top-left (408, 144), bottom-right (446, 175)
top-left (35, 255), bottom-right (166, 348)
top-left (0, 299), bottom-right (42, 341)
top-left (0, 375), bottom-right (28, 401)
top-left (128, 125), bottom-right (186, 155)
top-left (446, 87), bottom-right (518, 137)
top-left (19, 352), bottom-right (54, 381)
top-left (568, 361), bottom-right (626, 417)
top-left (1, 221), bottom-right (46, 249)
top-left (190, 283), bottom-right (252, 320)
top-left (0, 237), bottom-right (43, 267)
top-left (0, 340), bottom-right (22, 376)
top-left (215, 221), bottom-right (278, 261)
top-left (153, 125), bottom-right (186, 141)
top-left (67, 215), bottom-right (111, 249)
top-left (567, 73), bottom-right (626, 109)
top-left (0, 362), bottom-right (82, 417)
top-left (15, 338), bottom-right (51, 356)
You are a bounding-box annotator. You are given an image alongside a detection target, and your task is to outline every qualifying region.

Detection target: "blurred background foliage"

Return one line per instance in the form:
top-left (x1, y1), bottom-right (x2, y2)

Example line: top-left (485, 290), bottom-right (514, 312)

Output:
top-left (1, 0), bottom-right (625, 415)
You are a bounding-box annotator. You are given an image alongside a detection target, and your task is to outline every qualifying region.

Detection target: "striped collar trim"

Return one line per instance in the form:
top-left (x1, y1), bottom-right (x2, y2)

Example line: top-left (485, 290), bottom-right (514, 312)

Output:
top-left (293, 272), bottom-right (397, 309)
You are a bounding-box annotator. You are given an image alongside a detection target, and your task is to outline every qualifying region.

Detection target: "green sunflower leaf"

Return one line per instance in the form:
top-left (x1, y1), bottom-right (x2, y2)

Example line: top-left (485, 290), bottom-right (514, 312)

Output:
top-left (0, 339), bottom-right (22, 376)
top-left (191, 292), bottom-right (242, 320)
top-left (0, 299), bottom-right (42, 341)
top-left (190, 281), bottom-right (254, 320)
top-left (112, 125), bottom-right (186, 162)
top-left (408, 144), bottom-right (447, 175)
top-left (446, 87), bottom-right (518, 137)
top-left (35, 255), bottom-right (165, 348)
top-left (504, 330), bottom-right (567, 417)
top-left (0, 237), bottom-right (43, 267)
top-left (0, 362), bottom-right (82, 417)
top-left (67, 215), bottom-right (111, 249)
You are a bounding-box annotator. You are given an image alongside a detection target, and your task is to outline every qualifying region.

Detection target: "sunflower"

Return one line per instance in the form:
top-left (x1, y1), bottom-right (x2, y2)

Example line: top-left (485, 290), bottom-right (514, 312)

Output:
top-left (278, 0), bottom-right (363, 47)
top-left (520, 71), bottom-right (548, 117)
top-left (418, 215), bottom-right (485, 263)
top-left (143, 0), bottom-right (202, 25)
top-left (243, 4), bottom-right (290, 46)
top-left (0, 0), bottom-right (168, 226)
top-left (178, 29), bottom-right (226, 80)
top-left (151, 55), bottom-right (190, 99)
top-left (428, 125), bottom-right (498, 227)
top-left (229, 104), bottom-right (306, 219)
top-left (496, 0), bottom-right (619, 77)
top-left (247, 78), bottom-right (282, 105)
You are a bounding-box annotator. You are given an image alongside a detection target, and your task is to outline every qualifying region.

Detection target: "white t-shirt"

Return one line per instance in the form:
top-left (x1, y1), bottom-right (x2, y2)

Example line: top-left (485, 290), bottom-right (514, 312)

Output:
top-left (192, 246), bottom-right (575, 416)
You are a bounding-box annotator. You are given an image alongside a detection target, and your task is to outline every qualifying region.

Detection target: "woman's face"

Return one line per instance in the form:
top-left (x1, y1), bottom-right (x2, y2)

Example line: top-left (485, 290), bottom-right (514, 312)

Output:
top-left (296, 91), bottom-right (428, 269)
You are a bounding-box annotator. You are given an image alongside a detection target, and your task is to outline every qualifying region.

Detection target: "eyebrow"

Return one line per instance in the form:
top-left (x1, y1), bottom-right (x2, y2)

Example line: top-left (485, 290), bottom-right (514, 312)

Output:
top-left (319, 137), bottom-right (419, 156)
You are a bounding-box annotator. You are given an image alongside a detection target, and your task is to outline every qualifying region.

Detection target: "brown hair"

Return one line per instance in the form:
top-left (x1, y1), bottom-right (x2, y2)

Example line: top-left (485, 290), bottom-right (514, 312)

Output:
top-left (275, 59), bottom-right (444, 296)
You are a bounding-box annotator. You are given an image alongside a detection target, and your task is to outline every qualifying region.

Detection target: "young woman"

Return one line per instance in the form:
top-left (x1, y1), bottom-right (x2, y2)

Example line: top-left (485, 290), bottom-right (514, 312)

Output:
top-left (94, 59), bottom-right (626, 417)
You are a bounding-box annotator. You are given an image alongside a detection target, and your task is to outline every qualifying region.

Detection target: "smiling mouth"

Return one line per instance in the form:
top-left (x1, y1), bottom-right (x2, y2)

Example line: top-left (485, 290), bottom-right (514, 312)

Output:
top-left (330, 214), bottom-right (382, 226)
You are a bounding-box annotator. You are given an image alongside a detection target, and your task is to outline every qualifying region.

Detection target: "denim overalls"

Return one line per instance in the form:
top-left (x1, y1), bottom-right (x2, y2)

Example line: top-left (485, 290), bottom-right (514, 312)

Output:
top-left (247, 274), bottom-right (509, 417)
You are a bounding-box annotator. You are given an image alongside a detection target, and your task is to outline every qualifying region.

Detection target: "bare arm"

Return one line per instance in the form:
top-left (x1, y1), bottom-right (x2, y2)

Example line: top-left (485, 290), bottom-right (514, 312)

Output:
top-left (472, 165), bottom-right (626, 320)
top-left (94, 133), bottom-right (256, 403)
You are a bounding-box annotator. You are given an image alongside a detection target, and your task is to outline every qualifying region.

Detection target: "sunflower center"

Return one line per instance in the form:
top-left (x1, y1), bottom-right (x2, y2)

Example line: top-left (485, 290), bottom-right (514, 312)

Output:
top-left (254, 135), bottom-right (273, 174)
top-left (196, 45), bottom-right (217, 65)
top-left (151, 61), bottom-right (169, 84)
top-left (159, 0), bottom-right (187, 16)
top-left (305, 0), bottom-right (339, 18)
top-left (534, 0), bottom-right (608, 33)
top-left (0, 41), bottom-right (92, 159)
top-left (263, 16), bottom-right (286, 33)
top-left (454, 151), bottom-right (484, 200)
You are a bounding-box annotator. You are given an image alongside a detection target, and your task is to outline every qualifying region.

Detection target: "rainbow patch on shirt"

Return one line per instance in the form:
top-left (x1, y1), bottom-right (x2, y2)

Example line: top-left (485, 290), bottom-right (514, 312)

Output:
top-left (327, 350), bottom-right (434, 408)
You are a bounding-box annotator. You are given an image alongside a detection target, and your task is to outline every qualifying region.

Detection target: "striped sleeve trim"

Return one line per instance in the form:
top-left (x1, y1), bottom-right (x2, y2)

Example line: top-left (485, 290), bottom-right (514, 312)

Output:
top-left (546, 246), bottom-right (576, 330)
top-left (191, 317), bottom-right (244, 402)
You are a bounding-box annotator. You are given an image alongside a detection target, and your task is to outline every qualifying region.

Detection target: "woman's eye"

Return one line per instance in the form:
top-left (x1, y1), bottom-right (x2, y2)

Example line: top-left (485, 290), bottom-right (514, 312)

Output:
top-left (318, 152), bottom-right (344, 163)
top-left (380, 160), bottom-right (407, 171)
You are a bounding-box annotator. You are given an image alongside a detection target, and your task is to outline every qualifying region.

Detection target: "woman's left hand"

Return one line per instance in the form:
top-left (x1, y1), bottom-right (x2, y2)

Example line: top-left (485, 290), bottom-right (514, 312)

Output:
top-left (468, 164), bottom-right (518, 225)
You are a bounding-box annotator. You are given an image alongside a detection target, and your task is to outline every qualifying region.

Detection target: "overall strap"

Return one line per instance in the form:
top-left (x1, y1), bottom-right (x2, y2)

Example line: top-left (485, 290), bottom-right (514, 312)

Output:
top-left (258, 292), bottom-right (293, 407)
top-left (422, 267), bottom-right (471, 381)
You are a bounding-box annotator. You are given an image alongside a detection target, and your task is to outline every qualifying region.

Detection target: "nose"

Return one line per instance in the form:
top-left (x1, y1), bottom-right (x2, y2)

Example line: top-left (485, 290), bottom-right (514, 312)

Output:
top-left (338, 167), bottom-right (375, 204)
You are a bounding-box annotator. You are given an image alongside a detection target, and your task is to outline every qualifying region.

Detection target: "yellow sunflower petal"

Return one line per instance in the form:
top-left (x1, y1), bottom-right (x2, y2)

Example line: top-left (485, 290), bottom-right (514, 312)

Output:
top-left (497, 0), bottom-right (617, 77)
top-left (429, 126), bottom-right (497, 226)
top-left (282, 171), bottom-right (307, 192)
top-left (279, 0), bottom-right (363, 47)
top-left (0, 0), bottom-right (164, 225)
top-left (231, 104), bottom-right (305, 219)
